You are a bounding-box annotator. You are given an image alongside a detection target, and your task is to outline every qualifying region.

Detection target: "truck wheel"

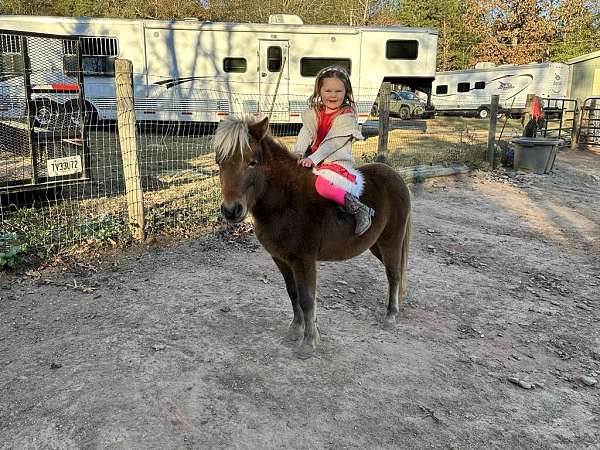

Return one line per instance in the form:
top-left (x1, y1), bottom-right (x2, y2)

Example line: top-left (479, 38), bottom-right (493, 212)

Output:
top-left (399, 106), bottom-right (411, 120)
top-left (412, 106), bottom-right (425, 117)
top-left (478, 107), bottom-right (489, 119)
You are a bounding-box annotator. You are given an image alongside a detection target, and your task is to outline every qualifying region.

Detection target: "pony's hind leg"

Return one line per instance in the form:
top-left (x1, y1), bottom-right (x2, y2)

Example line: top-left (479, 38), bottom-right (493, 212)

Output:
top-left (377, 214), bottom-right (411, 331)
top-left (371, 243), bottom-right (400, 329)
top-left (273, 257), bottom-right (304, 341)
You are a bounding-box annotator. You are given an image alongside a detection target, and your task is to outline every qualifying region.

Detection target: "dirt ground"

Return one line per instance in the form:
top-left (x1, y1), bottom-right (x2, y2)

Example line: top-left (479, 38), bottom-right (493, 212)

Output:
top-left (1, 149), bottom-right (599, 449)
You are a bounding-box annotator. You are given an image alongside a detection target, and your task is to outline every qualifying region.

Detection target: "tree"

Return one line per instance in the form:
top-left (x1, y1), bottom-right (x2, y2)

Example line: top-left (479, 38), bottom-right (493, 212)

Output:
top-left (462, 0), bottom-right (558, 65)
top-left (550, 0), bottom-right (600, 61)
top-left (390, 0), bottom-right (477, 70)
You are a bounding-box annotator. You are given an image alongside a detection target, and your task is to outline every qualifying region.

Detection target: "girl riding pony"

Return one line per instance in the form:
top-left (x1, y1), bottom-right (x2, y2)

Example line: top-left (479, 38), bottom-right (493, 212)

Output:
top-left (293, 66), bottom-right (374, 235)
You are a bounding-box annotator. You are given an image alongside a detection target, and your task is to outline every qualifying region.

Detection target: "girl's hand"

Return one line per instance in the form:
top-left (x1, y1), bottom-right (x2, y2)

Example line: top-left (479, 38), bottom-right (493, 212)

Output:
top-left (297, 158), bottom-right (314, 168)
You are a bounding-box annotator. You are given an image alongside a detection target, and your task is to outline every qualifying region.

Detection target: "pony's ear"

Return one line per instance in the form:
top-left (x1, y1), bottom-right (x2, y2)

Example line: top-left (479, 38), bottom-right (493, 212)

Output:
top-left (249, 116), bottom-right (270, 141)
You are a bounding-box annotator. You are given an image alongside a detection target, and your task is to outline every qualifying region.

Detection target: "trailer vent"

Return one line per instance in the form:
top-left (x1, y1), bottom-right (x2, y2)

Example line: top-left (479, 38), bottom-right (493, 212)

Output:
top-left (63, 37), bottom-right (119, 57)
top-left (0, 34), bottom-right (23, 77)
top-left (268, 14), bottom-right (303, 25)
top-left (0, 34), bottom-right (22, 54)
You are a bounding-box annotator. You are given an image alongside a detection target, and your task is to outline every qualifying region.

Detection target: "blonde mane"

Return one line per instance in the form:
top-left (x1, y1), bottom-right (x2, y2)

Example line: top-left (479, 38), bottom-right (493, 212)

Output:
top-left (212, 116), bottom-right (255, 164)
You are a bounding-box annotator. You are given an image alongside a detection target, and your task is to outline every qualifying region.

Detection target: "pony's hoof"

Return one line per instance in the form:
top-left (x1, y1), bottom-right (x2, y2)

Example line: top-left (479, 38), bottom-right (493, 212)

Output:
top-left (294, 343), bottom-right (316, 360)
top-left (284, 329), bottom-right (303, 343)
top-left (383, 316), bottom-right (396, 331)
top-left (284, 322), bottom-right (304, 342)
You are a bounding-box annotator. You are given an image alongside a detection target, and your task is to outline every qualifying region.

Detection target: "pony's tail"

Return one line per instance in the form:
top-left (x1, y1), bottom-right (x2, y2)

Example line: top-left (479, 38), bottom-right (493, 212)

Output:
top-left (399, 209), bottom-right (411, 297)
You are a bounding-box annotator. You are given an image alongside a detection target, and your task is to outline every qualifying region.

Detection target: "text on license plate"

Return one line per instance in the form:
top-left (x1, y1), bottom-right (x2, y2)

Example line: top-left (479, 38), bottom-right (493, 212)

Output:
top-left (47, 155), bottom-right (82, 177)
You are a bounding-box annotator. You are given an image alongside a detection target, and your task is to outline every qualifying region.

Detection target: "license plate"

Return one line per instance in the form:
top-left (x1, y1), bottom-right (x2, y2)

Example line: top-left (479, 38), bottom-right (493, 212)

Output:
top-left (47, 155), bottom-right (82, 177)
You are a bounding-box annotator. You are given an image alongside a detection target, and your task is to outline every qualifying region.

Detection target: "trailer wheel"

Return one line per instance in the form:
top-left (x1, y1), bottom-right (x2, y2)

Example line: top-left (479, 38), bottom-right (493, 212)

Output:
top-left (31, 99), bottom-right (60, 128)
top-left (478, 107), bottom-right (489, 119)
top-left (65, 100), bottom-right (98, 127)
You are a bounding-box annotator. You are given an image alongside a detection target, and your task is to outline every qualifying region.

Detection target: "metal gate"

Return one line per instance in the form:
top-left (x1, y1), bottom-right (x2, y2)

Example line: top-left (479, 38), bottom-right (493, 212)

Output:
top-left (0, 29), bottom-right (90, 192)
top-left (540, 97), bottom-right (578, 143)
top-left (578, 97), bottom-right (600, 149)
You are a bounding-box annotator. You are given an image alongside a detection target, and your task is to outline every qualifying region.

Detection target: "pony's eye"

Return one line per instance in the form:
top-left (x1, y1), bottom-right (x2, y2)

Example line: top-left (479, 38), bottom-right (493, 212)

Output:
top-left (248, 160), bottom-right (258, 167)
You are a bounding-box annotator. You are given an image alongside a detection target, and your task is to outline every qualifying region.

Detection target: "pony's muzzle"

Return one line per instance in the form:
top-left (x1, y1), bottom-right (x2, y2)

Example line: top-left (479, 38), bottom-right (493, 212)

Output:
top-left (220, 202), bottom-right (246, 223)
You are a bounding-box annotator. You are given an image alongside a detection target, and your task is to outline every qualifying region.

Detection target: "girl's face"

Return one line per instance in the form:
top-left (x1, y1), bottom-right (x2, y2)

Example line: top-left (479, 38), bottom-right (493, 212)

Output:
top-left (319, 77), bottom-right (346, 111)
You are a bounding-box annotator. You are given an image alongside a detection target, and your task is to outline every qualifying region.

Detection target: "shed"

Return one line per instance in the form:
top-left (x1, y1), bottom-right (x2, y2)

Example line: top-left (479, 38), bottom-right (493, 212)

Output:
top-left (566, 50), bottom-right (600, 100)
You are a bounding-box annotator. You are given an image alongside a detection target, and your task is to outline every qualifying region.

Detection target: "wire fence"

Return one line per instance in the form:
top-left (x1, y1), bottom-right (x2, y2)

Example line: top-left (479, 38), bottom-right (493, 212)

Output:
top-left (1, 48), bottom-right (523, 260)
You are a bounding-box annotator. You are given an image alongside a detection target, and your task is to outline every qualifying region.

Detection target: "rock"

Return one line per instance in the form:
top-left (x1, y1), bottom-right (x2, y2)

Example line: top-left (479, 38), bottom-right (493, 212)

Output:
top-left (426, 229), bottom-right (436, 234)
top-left (576, 375), bottom-right (597, 386)
top-left (508, 377), bottom-right (534, 389)
top-left (349, 288), bottom-right (357, 294)
top-left (151, 344), bottom-right (166, 351)
top-left (50, 362), bottom-right (62, 369)
top-left (427, 245), bottom-right (435, 252)
top-left (220, 306), bottom-right (231, 313)
top-left (336, 280), bottom-right (348, 285)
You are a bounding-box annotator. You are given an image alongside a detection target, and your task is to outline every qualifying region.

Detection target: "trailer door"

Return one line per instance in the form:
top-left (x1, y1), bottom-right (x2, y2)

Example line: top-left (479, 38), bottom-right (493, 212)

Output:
top-left (258, 40), bottom-right (289, 121)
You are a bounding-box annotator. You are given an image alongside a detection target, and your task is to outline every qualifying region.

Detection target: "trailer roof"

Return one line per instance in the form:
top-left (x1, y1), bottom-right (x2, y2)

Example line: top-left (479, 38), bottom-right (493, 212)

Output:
top-left (435, 61), bottom-right (564, 76)
top-left (566, 50), bottom-right (600, 65)
top-left (1, 15), bottom-right (438, 36)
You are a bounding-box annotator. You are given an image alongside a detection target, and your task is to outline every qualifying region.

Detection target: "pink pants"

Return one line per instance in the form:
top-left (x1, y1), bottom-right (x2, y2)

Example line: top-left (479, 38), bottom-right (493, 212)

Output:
top-left (315, 176), bottom-right (347, 206)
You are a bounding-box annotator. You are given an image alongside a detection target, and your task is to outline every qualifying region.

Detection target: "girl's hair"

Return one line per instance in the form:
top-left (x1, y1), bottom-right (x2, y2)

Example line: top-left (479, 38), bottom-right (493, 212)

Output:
top-left (307, 66), bottom-right (356, 112)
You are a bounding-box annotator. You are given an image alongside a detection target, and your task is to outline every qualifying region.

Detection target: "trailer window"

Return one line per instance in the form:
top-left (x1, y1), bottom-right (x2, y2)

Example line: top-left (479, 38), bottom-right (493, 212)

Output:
top-left (267, 46), bottom-right (282, 72)
top-left (300, 58), bottom-right (351, 77)
top-left (474, 81), bottom-right (486, 90)
top-left (457, 82), bottom-right (470, 93)
top-left (63, 37), bottom-right (119, 77)
top-left (223, 57), bottom-right (247, 73)
top-left (435, 85), bottom-right (448, 95)
top-left (385, 40), bottom-right (418, 60)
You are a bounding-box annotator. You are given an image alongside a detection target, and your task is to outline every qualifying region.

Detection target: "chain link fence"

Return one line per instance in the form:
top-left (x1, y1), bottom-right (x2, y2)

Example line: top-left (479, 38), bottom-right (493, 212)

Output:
top-left (2, 44), bottom-right (496, 258)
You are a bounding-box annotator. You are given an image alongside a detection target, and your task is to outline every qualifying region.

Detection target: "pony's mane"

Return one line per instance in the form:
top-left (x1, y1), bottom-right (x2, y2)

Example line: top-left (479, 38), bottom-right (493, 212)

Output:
top-left (212, 116), bottom-right (255, 164)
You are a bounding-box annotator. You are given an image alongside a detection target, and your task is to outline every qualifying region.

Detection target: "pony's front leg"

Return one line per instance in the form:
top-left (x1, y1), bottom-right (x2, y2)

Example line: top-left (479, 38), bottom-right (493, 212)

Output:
top-left (289, 258), bottom-right (319, 359)
top-left (272, 257), bottom-right (304, 341)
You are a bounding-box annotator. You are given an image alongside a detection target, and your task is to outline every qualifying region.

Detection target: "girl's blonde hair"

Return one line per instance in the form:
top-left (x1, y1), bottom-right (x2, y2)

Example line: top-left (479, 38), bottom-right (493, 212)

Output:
top-left (308, 66), bottom-right (356, 112)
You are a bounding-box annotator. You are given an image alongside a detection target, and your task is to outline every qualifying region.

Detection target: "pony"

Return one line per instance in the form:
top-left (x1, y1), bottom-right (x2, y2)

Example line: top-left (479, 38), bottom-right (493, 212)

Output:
top-left (213, 116), bottom-right (411, 359)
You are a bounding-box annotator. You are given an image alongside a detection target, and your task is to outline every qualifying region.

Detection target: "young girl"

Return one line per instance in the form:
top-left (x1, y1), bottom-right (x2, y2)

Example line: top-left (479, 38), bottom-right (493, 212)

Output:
top-left (293, 66), bottom-right (374, 236)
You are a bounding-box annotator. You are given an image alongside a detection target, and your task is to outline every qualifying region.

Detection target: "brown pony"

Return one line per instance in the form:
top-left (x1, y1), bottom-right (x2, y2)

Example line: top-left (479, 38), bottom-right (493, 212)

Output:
top-left (213, 116), bottom-right (411, 358)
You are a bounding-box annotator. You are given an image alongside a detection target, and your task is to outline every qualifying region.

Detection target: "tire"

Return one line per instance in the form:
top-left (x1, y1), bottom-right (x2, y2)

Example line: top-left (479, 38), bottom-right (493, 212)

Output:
top-left (478, 107), bottom-right (489, 119)
top-left (412, 105), bottom-right (425, 117)
top-left (65, 100), bottom-right (97, 127)
top-left (370, 102), bottom-right (379, 116)
top-left (31, 99), bottom-right (60, 128)
top-left (399, 106), bottom-right (411, 120)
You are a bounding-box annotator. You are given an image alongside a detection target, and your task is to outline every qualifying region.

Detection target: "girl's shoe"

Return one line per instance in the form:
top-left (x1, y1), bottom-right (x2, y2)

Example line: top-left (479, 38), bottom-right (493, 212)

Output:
top-left (344, 193), bottom-right (375, 236)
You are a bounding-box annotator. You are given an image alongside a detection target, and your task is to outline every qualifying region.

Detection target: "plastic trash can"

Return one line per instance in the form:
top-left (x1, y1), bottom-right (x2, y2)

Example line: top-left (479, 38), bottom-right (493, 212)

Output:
top-left (511, 137), bottom-right (563, 174)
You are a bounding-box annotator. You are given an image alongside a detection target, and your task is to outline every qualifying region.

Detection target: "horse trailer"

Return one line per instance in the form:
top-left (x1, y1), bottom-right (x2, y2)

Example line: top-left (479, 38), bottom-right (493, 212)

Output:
top-left (0, 14), bottom-right (439, 124)
top-left (0, 30), bottom-right (90, 193)
top-left (431, 62), bottom-right (570, 118)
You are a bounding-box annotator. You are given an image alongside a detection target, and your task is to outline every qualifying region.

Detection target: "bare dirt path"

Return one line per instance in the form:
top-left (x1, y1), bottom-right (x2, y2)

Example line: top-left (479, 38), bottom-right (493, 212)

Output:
top-left (1, 150), bottom-right (599, 449)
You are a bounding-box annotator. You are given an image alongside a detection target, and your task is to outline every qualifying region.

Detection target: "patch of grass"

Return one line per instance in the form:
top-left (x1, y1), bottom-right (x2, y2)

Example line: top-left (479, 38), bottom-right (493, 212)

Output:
top-left (0, 232), bottom-right (29, 270)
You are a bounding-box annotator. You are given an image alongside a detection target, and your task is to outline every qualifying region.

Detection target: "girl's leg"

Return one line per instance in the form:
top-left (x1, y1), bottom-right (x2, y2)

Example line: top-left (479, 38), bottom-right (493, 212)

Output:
top-left (315, 176), bottom-right (346, 206)
top-left (315, 176), bottom-right (374, 236)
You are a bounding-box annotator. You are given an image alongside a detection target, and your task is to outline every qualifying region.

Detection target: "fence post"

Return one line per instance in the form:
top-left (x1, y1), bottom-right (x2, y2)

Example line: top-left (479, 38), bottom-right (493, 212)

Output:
top-left (571, 97), bottom-right (582, 150)
top-left (486, 95), bottom-right (499, 168)
top-left (377, 81), bottom-right (391, 163)
top-left (115, 58), bottom-right (145, 241)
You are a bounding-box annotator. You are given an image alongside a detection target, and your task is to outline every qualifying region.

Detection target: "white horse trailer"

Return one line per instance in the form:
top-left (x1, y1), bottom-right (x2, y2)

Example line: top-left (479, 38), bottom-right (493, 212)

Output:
top-left (431, 62), bottom-right (569, 118)
top-left (0, 14), bottom-right (438, 124)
